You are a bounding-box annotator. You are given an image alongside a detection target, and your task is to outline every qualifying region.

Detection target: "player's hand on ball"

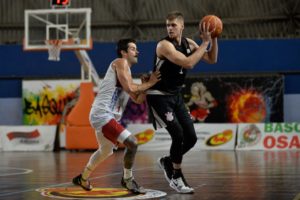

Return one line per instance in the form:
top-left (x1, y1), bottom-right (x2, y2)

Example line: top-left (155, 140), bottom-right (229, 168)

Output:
top-left (199, 21), bottom-right (213, 42)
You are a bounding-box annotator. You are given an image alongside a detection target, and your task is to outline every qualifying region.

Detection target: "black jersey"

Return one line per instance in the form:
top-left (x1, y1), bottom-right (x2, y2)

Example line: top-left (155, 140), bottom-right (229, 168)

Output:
top-left (150, 36), bottom-right (192, 94)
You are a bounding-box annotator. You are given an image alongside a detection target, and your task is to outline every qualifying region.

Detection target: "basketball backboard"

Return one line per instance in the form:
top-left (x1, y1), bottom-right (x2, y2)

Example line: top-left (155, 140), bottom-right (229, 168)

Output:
top-left (24, 8), bottom-right (92, 51)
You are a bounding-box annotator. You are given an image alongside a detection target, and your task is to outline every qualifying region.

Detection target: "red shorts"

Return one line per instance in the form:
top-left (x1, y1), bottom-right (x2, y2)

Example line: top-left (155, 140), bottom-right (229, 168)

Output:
top-left (101, 118), bottom-right (131, 144)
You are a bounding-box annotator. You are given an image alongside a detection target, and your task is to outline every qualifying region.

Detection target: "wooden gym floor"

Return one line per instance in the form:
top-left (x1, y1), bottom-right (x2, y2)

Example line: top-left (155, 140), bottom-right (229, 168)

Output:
top-left (1, 149), bottom-right (300, 200)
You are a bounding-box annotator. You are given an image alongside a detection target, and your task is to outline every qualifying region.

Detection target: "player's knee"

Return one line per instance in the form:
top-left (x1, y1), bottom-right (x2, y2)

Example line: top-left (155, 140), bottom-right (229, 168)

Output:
top-left (173, 134), bottom-right (184, 144)
top-left (124, 135), bottom-right (138, 152)
top-left (185, 131), bottom-right (197, 149)
top-left (189, 135), bottom-right (197, 148)
top-left (167, 123), bottom-right (184, 143)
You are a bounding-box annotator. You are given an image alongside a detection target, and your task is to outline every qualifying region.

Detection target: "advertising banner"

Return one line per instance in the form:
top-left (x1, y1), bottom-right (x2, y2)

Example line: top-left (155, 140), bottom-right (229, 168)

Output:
top-left (182, 75), bottom-right (284, 123)
top-left (195, 123), bottom-right (237, 150)
top-left (127, 123), bottom-right (237, 151)
top-left (0, 126), bottom-right (56, 151)
top-left (236, 123), bottom-right (300, 150)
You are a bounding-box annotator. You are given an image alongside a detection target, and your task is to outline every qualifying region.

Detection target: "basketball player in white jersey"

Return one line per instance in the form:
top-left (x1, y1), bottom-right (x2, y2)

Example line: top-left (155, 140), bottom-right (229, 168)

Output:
top-left (72, 38), bottom-right (161, 194)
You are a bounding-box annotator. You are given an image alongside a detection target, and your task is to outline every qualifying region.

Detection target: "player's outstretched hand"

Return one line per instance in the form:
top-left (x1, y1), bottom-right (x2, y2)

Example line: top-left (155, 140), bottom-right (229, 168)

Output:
top-left (140, 74), bottom-right (150, 83)
top-left (148, 70), bottom-right (161, 84)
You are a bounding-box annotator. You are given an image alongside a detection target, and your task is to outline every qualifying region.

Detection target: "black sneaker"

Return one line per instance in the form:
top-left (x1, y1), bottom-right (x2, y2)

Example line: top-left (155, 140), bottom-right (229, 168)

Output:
top-left (72, 174), bottom-right (93, 191)
top-left (157, 156), bottom-right (173, 182)
top-left (121, 177), bottom-right (146, 194)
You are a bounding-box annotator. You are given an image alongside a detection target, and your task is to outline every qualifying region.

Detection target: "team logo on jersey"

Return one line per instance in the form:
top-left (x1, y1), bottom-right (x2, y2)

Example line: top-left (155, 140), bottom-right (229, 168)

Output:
top-left (37, 187), bottom-right (166, 199)
top-left (165, 112), bottom-right (174, 121)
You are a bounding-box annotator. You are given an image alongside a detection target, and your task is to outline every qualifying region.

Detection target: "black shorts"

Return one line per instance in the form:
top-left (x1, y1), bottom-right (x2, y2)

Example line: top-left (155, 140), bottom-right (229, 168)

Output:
top-left (146, 94), bottom-right (192, 130)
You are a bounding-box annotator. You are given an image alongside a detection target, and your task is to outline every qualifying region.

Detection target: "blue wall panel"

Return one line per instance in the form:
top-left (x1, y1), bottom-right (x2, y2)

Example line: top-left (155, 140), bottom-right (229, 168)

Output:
top-left (0, 39), bottom-right (300, 97)
top-left (0, 45), bottom-right (80, 77)
top-left (0, 78), bottom-right (22, 98)
top-left (199, 39), bottom-right (300, 74)
top-left (284, 75), bottom-right (300, 94)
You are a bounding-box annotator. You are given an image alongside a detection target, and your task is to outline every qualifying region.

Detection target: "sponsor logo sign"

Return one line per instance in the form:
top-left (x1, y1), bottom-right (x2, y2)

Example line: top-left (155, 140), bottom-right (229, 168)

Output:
top-left (127, 123), bottom-right (237, 151)
top-left (237, 123), bottom-right (300, 150)
top-left (0, 126), bottom-right (56, 151)
top-left (206, 129), bottom-right (233, 146)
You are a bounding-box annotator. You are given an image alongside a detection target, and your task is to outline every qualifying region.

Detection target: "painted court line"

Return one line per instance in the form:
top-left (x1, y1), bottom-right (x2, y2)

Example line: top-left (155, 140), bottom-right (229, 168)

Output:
top-left (0, 167), bottom-right (33, 177)
top-left (0, 166), bottom-right (153, 197)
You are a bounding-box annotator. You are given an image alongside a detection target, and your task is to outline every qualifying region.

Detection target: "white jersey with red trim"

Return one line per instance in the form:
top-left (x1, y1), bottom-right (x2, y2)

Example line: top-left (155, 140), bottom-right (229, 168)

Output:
top-left (90, 61), bottom-right (130, 126)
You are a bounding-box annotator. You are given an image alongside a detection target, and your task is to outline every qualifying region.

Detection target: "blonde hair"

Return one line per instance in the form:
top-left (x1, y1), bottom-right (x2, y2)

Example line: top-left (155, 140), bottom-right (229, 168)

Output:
top-left (166, 11), bottom-right (184, 22)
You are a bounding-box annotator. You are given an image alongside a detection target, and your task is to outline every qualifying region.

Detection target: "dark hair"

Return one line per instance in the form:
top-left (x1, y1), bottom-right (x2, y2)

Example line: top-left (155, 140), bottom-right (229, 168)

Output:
top-left (116, 38), bottom-right (136, 58)
top-left (166, 11), bottom-right (184, 21)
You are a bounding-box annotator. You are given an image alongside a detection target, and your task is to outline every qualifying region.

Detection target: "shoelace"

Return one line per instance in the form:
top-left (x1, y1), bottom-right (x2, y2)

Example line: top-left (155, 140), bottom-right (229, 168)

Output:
top-left (176, 177), bottom-right (185, 186)
top-left (173, 177), bottom-right (191, 190)
top-left (179, 173), bottom-right (191, 187)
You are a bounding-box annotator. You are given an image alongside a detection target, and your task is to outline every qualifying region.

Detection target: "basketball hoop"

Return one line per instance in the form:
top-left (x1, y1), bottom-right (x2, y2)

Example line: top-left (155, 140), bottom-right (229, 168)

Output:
top-left (45, 39), bottom-right (63, 61)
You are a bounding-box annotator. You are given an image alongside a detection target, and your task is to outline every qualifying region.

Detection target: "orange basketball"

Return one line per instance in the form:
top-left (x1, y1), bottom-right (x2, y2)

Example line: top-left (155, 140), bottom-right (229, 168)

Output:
top-left (199, 15), bottom-right (223, 38)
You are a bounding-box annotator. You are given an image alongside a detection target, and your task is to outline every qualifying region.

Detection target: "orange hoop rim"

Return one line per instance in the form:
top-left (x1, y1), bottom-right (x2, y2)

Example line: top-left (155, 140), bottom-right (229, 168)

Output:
top-left (45, 39), bottom-right (63, 46)
top-left (45, 38), bottom-right (78, 47)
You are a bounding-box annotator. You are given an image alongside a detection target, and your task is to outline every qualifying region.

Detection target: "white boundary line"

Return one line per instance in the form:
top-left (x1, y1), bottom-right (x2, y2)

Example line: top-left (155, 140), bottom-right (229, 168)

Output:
top-left (0, 167), bottom-right (33, 177)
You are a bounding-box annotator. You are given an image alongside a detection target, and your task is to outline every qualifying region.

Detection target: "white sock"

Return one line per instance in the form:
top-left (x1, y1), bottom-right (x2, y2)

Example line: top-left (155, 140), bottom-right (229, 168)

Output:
top-left (82, 166), bottom-right (93, 181)
top-left (123, 168), bottom-right (133, 179)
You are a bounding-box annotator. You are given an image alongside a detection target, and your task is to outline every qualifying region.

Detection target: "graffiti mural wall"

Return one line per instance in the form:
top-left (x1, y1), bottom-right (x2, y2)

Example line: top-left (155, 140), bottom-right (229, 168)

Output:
top-left (22, 80), bottom-right (81, 125)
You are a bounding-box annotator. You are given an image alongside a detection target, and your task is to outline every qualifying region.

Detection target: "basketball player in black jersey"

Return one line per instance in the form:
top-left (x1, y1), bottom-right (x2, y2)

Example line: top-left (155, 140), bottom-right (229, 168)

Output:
top-left (146, 11), bottom-right (218, 193)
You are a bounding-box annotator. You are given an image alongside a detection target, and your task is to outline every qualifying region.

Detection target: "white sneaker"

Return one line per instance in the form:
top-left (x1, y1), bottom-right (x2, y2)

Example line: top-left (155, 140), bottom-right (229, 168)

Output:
top-left (169, 177), bottom-right (194, 194)
top-left (121, 176), bottom-right (146, 194)
top-left (180, 173), bottom-right (194, 192)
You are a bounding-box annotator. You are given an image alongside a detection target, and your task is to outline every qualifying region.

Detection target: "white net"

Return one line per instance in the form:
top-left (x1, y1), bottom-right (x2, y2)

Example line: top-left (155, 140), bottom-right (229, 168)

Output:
top-left (46, 40), bottom-right (63, 61)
